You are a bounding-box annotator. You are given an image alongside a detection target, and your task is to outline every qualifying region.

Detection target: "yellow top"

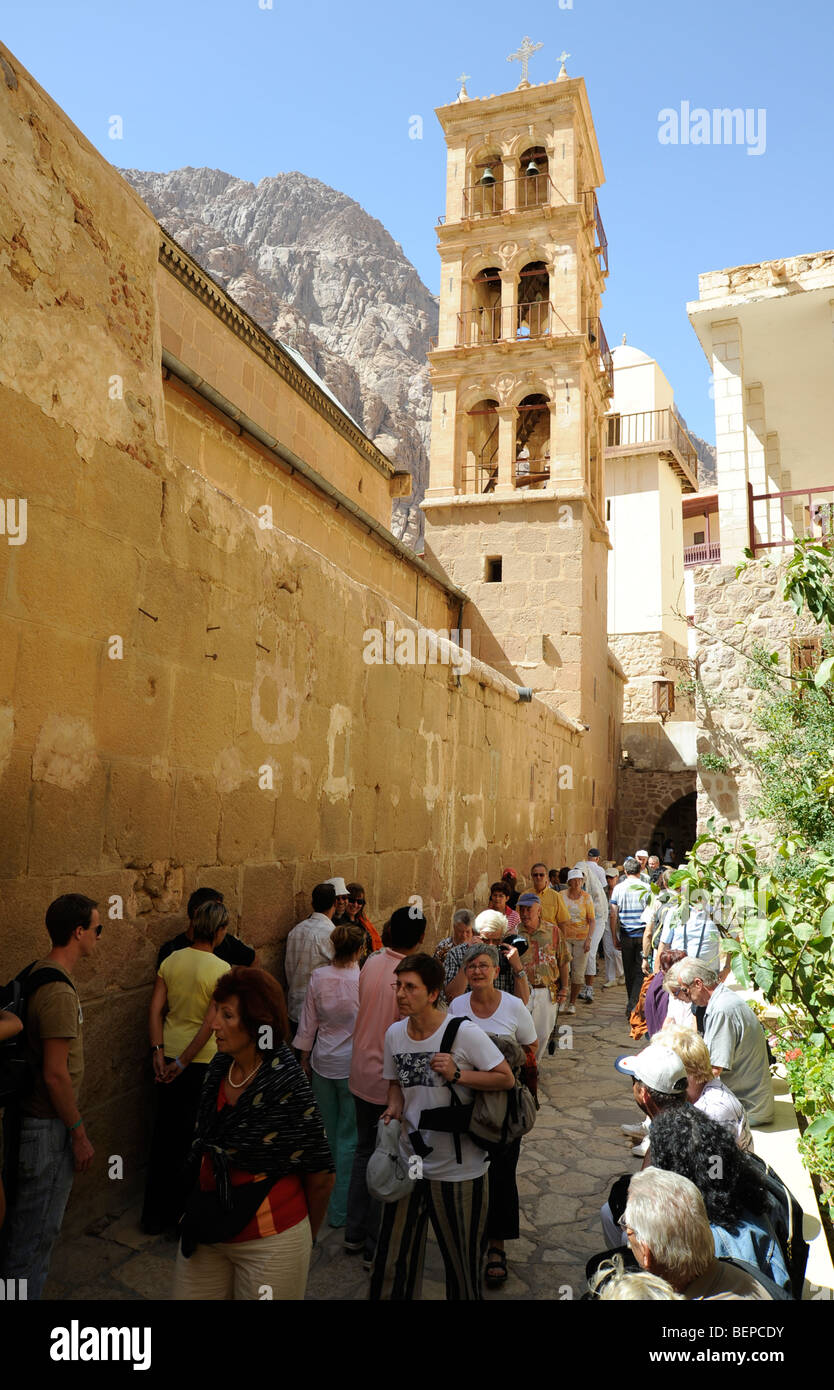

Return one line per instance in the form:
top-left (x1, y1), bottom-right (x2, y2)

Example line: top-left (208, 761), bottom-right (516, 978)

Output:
top-left (539, 885), bottom-right (570, 930)
top-left (158, 948), bottom-right (230, 1064)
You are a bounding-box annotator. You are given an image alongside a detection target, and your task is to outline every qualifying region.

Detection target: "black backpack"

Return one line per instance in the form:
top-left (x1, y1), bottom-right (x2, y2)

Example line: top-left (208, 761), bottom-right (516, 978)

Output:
top-left (0, 962), bottom-right (78, 1109)
top-left (416, 1017), bottom-right (537, 1162)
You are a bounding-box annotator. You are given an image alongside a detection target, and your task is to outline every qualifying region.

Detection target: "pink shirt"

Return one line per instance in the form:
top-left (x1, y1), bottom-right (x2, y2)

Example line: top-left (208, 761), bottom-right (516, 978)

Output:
top-left (348, 948), bottom-right (406, 1105)
top-left (293, 963), bottom-right (360, 1080)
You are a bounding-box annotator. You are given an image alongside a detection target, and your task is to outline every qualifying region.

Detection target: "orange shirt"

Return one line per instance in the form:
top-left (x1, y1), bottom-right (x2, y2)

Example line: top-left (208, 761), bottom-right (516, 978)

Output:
top-left (198, 1089), bottom-right (307, 1242)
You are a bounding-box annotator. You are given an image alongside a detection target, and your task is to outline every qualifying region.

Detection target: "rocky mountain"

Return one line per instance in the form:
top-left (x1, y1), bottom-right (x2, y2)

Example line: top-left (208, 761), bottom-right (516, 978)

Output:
top-left (122, 167), bottom-right (438, 545)
top-left (692, 432), bottom-right (718, 489)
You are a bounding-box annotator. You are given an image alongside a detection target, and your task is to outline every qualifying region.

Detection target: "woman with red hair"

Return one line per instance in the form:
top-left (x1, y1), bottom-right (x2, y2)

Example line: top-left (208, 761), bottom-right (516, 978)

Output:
top-left (173, 966), bottom-right (334, 1300)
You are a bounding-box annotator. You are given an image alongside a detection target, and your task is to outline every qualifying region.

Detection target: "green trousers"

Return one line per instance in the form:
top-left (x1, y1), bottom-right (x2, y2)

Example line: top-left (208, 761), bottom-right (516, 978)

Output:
top-left (311, 1071), bottom-right (358, 1228)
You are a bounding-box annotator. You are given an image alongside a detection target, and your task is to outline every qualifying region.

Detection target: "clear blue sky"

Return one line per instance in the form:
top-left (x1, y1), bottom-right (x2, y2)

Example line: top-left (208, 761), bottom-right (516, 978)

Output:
top-left (5, 0), bottom-right (833, 443)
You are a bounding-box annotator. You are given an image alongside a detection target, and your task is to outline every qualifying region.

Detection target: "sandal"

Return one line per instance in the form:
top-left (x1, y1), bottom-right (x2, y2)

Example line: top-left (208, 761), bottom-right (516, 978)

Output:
top-left (485, 1247), bottom-right (508, 1288)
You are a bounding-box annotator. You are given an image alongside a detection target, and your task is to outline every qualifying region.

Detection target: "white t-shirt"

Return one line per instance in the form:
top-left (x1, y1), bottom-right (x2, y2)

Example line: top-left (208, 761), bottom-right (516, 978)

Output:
top-left (695, 1075), bottom-right (754, 1152)
top-left (383, 1017), bottom-right (504, 1181)
top-left (448, 991), bottom-right (537, 1046)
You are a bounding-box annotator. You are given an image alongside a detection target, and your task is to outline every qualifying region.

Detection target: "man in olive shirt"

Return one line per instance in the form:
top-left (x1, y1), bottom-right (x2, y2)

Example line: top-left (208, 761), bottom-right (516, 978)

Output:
top-left (0, 894), bottom-right (100, 1299)
top-left (156, 887), bottom-right (255, 970)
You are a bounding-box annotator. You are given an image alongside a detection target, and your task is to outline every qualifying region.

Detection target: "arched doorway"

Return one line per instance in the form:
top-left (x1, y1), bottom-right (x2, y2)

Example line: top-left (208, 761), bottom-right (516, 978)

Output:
top-left (651, 793), bottom-right (697, 867)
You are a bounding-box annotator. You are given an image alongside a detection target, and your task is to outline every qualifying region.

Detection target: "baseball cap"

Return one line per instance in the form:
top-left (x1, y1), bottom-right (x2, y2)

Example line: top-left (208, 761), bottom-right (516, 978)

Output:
top-left (588, 848), bottom-right (600, 858)
top-left (567, 868), bottom-right (584, 882)
top-left (517, 891), bottom-right (541, 907)
top-left (635, 850), bottom-right (649, 860)
top-left (614, 1045), bottom-right (687, 1095)
top-left (502, 867), bottom-right (518, 881)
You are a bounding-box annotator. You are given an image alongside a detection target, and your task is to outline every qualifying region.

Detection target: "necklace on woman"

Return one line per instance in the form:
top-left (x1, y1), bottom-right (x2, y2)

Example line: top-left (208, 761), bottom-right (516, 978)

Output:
top-left (227, 1056), bottom-right (263, 1089)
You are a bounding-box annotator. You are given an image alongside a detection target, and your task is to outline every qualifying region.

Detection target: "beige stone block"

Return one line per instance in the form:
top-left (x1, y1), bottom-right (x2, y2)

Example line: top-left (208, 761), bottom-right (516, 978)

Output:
top-left (0, 383), bottom-right (79, 509)
top-left (168, 668), bottom-right (237, 770)
top-left (394, 789), bottom-right (432, 852)
top-left (135, 559), bottom-right (210, 668)
top-left (363, 662), bottom-right (402, 727)
top-left (97, 650), bottom-right (173, 760)
top-left (79, 989), bottom-right (152, 1114)
top-left (77, 441), bottom-right (164, 555)
top-left (171, 769), bottom-right (222, 864)
top-left (0, 877), bottom-right (57, 973)
top-left (13, 625), bottom-right (99, 744)
top-left (240, 861), bottom-right (294, 951)
top-left (105, 764), bottom-right (174, 864)
top-left (377, 849), bottom-right (419, 907)
top-left (0, 748), bottom-right (31, 878)
top-left (0, 615), bottom-right (20, 702)
top-left (318, 796), bottom-right (352, 858)
top-left (29, 767), bottom-right (108, 875)
top-left (16, 506), bottom-right (142, 633)
top-left (349, 784), bottom-right (379, 853)
top-left (218, 783), bottom-right (275, 864)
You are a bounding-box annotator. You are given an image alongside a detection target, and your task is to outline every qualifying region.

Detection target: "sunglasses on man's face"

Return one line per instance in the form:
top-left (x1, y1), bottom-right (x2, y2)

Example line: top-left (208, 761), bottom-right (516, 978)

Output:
top-left (84, 923), bottom-right (103, 937)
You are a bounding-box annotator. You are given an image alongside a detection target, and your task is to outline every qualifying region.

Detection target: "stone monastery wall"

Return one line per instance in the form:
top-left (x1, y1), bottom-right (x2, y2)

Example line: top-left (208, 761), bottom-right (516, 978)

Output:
top-left (0, 46), bottom-right (620, 1223)
top-left (694, 559), bottom-right (822, 836)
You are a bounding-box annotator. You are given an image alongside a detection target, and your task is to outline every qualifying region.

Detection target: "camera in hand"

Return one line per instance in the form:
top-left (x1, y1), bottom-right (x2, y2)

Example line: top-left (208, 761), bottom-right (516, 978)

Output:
top-left (500, 934), bottom-right (528, 958)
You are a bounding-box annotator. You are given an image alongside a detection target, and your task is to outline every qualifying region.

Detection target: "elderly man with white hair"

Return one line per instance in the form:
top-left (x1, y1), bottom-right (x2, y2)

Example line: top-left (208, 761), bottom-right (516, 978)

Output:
top-left (444, 909), bottom-right (530, 1005)
top-left (664, 957), bottom-right (774, 1126)
top-left (433, 908), bottom-right (474, 974)
top-left (621, 1168), bottom-right (777, 1300)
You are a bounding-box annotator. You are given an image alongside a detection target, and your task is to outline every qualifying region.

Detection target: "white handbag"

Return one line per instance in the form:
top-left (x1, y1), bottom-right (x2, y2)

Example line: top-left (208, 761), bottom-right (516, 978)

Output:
top-left (365, 1117), bottom-right (416, 1203)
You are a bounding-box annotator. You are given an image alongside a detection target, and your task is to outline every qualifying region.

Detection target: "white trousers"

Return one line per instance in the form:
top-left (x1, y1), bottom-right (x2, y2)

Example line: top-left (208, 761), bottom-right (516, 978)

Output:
top-left (528, 987), bottom-right (557, 1054)
top-left (584, 913), bottom-right (608, 978)
top-left (601, 923), bottom-right (623, 982)
top-left (173, 1217), bottom-right (312, 1300)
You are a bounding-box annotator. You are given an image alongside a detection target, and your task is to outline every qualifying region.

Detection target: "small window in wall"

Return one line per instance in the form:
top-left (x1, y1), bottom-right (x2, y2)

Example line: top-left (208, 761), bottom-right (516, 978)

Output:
top-left (606, 499), bottom-right (611, 522)
top-left (592, 778), bottom-right (596, 806)
top-left (485, 556), bottom-right (503, 583)
top-left (693, 530), bottom-right (705, 545)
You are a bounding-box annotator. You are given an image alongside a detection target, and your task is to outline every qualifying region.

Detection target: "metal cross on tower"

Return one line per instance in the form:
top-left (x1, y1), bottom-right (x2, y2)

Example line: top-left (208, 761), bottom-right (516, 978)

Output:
top-left (507, 36), bottom-right (543, 86)
top-left (457, 72), bottom-right (471, 96)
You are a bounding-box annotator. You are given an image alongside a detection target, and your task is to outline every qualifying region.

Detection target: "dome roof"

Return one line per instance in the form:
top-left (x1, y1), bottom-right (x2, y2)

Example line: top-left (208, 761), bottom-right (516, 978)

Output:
top-left (611, 344), bottom-right (654, 367)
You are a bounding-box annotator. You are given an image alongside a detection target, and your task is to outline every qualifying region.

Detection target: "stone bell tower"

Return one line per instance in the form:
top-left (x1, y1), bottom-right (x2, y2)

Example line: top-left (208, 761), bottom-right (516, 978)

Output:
top-left (422, 48), bottom-right (612, 725)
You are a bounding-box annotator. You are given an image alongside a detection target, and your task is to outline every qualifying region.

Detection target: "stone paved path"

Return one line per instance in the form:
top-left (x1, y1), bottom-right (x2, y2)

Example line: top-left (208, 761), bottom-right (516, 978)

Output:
top-left (44, 981), bottom-right (642, 1301)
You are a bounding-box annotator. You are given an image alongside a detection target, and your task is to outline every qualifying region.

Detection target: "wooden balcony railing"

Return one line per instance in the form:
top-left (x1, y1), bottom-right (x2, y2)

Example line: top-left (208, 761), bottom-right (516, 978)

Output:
top-left (606, 407), bottom-right (698, 474)
top-left (684, 541), bottom-right (721, 567)
top-left (460, 173), bottom-right (566, 219)
top-left (455, 301), bottom-right (571, 346)
top-left (749, 483), bottom-right (834, 555)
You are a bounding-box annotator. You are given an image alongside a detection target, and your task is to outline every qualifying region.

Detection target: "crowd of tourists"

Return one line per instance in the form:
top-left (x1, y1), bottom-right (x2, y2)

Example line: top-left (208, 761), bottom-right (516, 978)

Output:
top-left (0, 841), bottom-right (806, 1303)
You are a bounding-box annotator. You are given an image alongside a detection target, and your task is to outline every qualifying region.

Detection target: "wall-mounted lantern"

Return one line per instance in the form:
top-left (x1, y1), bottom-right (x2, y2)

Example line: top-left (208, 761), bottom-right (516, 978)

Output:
top-left (652, 677), bottom-right (675, 724)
